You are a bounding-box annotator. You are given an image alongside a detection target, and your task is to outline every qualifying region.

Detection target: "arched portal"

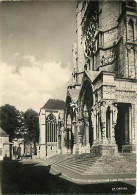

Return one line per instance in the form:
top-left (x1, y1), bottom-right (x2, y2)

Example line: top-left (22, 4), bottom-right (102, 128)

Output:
top-left (64, 95), bottom-right (75, 153)
top-left (79, 79), bottom-right (94, 150)
top-left (115, 103), bottom-right (130, 152)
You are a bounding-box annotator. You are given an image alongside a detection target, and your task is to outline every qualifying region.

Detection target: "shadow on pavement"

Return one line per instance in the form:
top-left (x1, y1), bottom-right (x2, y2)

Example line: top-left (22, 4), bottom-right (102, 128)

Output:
top-left (0, 159), bottom-right (136, 194)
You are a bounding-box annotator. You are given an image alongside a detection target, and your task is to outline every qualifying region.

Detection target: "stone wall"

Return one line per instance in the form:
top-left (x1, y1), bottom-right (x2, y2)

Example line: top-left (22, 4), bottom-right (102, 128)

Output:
top-left (99, 1), bottom-right (120, 30)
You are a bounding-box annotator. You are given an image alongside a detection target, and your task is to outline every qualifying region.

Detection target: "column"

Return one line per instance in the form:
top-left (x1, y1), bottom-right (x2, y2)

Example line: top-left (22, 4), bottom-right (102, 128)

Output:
top-left (126, 19), bottom-right (128, 41)
top-left (134, 21), bottom-right (137, 45)
top-left (131, 104), bottom-right (136, 145)
top-left (129, 105), bottom-right (132, 144)
top-left (84, 117), bottom-right (90, 153)
top-left (112, 104), bottom-right (117, 141)
top-left (85, 121), bottom-right (89, 146)
top-left (98, 114), bottom-right (102, 141)
top-left (96, 113), bottom-right (99, 141)
top-left (91, 110), bottom-right (96, 142)
top-left (69, 129), bottom-right (72, 150)
top-left (62, 128), bottom-right (68, 154)
top-left (72, 121), bottom-right (77, 154)
top-left (77, 119), bottom-right (84, 154)
top-left (100, 102), bottom-right (107, 143)
top-left (109, 110), bottom-right (112, 141)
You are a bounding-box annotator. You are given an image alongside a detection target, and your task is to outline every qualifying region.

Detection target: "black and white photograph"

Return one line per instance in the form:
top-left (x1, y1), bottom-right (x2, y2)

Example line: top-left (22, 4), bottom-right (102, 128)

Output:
top-left (0, 0), bottom-right (136, 194)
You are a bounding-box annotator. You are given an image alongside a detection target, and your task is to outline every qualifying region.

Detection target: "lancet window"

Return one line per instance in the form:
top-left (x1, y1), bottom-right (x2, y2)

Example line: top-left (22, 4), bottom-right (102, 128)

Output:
top-left (46, 113), bottom-right (57, 142)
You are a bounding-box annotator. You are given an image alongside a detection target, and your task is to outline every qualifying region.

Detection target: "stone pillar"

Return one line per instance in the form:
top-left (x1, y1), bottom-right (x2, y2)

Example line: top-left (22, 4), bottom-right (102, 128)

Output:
top-left (111, 104), bottom-right (117, 144)
top-left (96, 113), bottom-right (99, 140)
top-left (109, 110), bottom-right (112, 139)
top-left (131, 104), bottom-right (136, 145)
top-left (91, 110), bottom-right (96, 142)
top-left (129, 105), bottom-right (132, 144)
top-left (93, 101), bottom-right (118, 156)
top-left (72, 120), bottom-right (77, 154)
top-left (133, 20), bottom-right (136, 41)
top-left (84, 117), bottom-right (90, 153)
top-left (61, 128), bottom-right (68, 154)
top-left (100, 102), bottom-right (107, 144)
top-left (130, 104), bottom-right (136, 153)
top-left (126, 19), bottom-right (129, 42)
top-left (77, 118), bottom-right (84, 154)
top-left (57, 123), bottom-right (61, 154)
top-left (68, 129), bottom-right (72, 154)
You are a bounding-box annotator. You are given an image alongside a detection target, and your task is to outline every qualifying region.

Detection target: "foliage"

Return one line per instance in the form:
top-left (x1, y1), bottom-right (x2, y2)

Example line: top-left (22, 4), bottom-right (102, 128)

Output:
top-left (0, 104), bottom-right (21, 141)
top-left (0, 104), bottom-right (39, 143)
top-left (24, 109), bottom-right (39, 143)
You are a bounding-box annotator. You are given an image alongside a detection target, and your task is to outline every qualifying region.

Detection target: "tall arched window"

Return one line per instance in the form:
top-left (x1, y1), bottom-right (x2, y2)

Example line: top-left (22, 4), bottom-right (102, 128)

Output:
top-left (46, 113), bottom-right (57, 142)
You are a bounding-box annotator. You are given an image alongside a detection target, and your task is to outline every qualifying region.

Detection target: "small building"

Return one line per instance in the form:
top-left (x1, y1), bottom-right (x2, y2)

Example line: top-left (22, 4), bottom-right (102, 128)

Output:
top-left (0, 127), bottom-right (11, 160)
top-left (39, 99), bottom-right (65, 158)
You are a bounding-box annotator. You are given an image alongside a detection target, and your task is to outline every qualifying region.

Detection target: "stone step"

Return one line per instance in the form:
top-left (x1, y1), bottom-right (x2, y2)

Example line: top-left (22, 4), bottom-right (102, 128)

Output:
top-left (45, 155), bottom-right (71, 165)
top-left (84, 157), bottom-right (136, 175)
top-left (46, 153), bottom-right (136, 177)
top-left (58, 159), bottom-right (97, 168)
top-left (56, 155), bottom-right (99, 162)
top-left (58, 163), bottom-right (87, 174)
top-left (52, 155), bottom-right (74, 165)
top-left (47, 153), bottom-right (99, 166)
top-left (58, 157), bottom-right (98, 166)
top-left (60, 162), bottom-right (90, 170)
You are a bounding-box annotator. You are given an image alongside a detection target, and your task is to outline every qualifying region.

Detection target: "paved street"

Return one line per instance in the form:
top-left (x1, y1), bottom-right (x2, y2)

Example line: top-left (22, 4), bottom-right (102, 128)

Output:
top-left (0, 159), bottom-right (136, 194)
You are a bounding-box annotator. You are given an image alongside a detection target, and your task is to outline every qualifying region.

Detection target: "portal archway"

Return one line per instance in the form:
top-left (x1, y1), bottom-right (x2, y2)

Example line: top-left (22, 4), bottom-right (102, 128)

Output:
top-left (64, 95), bottom-right (75, 152)
top-left (115, 103), bottom-right (130, 152)
top-left (79, 79), bottom-right (94, 149)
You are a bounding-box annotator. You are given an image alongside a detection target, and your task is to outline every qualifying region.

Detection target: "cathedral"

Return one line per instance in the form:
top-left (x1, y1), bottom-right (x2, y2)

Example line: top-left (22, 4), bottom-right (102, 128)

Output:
top-left (59, 0), bottom-right (137, 156)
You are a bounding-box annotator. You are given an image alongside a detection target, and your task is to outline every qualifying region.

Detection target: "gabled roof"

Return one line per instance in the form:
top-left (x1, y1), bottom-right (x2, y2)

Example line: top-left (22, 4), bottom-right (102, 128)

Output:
top-left (0, 127), bottom-right (9, 137)
top-left (68, 88), bottom-right (80, 103)
top-left (85, 70), bottom-right (101, 83)
top-left (42, 99), bottom-right (65, 110)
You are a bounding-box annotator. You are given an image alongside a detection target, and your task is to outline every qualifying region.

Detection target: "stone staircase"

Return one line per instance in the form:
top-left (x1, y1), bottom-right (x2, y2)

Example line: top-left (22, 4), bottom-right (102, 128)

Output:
top-left (53, 153), bottom-right (100, 175)
top-left (45, 152), bottom-right (136, 177)
top-left (42, 154), bottom-right (74, 166)
top-left (84, 153), bottom-right (136, 175)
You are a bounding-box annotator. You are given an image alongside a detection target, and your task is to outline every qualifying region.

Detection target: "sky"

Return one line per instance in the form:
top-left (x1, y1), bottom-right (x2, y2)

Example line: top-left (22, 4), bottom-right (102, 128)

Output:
top-left (0, 1), bottom-right (76, 112)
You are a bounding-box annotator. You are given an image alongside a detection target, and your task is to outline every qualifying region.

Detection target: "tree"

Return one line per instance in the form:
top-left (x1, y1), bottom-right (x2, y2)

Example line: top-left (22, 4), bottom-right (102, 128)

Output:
top-left (24, 109), bottom-right (39, 144)
top-left (0, 104), bottom-right (21, 141)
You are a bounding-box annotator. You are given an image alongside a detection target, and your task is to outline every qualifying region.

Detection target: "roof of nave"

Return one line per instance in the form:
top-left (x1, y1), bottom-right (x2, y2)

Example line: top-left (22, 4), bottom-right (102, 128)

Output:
top-left (68, 88), bottom-right (80, 103)
top-left (0, 127), bottom-right (9, 137)
top-left (42, 99), bottom-right (65, 110)
top-left (85, 70), bottom-right (101, 83)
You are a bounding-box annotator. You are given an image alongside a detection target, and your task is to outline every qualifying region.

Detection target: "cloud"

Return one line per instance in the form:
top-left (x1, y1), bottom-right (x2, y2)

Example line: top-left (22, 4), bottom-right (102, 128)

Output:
top-left (0, 55), bottom-right (71, 112)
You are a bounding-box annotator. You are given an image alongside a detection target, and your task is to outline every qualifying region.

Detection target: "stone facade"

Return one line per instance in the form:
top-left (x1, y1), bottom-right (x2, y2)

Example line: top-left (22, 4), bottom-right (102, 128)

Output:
top-left (39, 99), bottom-right (65, 158)
top-left (60, 0), bottom-right (137, 156)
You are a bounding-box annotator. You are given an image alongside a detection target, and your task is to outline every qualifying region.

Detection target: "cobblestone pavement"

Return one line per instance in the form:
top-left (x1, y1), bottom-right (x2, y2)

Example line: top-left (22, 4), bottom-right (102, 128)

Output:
top-left (0, 159), bottom-right (136, 194)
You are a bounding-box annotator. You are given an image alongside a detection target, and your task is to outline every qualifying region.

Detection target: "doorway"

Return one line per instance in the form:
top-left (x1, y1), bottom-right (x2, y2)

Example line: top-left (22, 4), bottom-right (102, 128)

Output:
top-left (115, 103), bottom-right (130, 151)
